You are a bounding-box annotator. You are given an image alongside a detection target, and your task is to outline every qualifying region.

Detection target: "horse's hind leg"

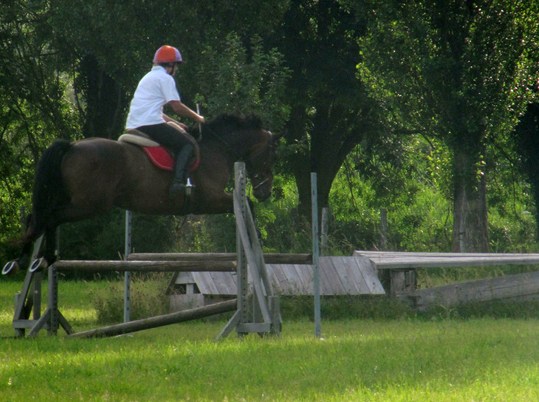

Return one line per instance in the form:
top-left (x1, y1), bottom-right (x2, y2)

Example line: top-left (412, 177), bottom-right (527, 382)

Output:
top-left (41, 227), bottom-right (59, 266)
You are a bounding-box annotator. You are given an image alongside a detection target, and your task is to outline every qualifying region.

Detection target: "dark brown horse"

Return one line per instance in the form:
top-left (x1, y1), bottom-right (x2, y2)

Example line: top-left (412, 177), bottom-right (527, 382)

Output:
top-left (3, 113), bottom-right (280, 274)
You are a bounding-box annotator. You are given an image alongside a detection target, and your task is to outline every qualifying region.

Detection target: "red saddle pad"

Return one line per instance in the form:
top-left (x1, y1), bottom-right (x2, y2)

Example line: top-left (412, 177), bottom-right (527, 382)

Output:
top-left (142, 146), bottom-right (200, 172)
top-left (143, 147), bottom-right (174, 171)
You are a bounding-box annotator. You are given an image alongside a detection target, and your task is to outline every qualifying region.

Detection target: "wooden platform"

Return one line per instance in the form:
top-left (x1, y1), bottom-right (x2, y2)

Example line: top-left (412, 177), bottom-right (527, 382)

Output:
top-left (353, 250), bottom-right (539, 309)
top-left (169, 256), bottom-right (385, 303)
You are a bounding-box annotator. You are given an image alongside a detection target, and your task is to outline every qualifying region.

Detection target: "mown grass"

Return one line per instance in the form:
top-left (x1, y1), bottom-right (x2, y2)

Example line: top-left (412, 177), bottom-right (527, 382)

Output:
top-left (1, 280), bottom-right (539, 401)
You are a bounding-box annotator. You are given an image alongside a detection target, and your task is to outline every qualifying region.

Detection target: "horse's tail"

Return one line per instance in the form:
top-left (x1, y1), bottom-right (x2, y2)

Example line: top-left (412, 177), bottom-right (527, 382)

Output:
top-left (22, 139), bottom-right (72, 244)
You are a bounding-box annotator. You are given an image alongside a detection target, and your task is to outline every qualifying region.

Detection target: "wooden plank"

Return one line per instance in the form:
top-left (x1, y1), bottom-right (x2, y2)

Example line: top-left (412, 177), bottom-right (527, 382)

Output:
top-left (284, 264), bottom-right (311, 295)
top-left (174, 272), bottom-right (195, 285)
top-left (192, 272), bottom-right (220, 295)
top-left (267, 264), bottom-right (291, 295)
top-left (354, 250), bottom-right (539, 258)
top-left (368, 256), bottom-right (539, 269)
top-left (128, 252), bottom-right (311, 264)
top-left (351, 257), bottom-right (385, 295)
top-left (53, 260), bottom-right (236, 272)
top-left (320, 257), bottom-right (347, 295)
top-left (209, 271), bottom-right (237, 296)
top-left (341, 257), bottom-right (371, 294)
top-left (354, 250), bottom-right (539, 269)
top-left (335, 257), bottom-right (358, 294)
top-left (414, 271), bottom-right (539, 310)
top-left (129, 252), bottom-right (236, 261)
top-left (319, 258), bottom-right (339, 295)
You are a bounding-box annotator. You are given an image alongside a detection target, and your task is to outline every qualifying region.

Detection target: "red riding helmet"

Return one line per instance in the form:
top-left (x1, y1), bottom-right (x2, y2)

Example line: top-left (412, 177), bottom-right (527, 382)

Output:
top-left (153, 45), bottom-right (183, 64)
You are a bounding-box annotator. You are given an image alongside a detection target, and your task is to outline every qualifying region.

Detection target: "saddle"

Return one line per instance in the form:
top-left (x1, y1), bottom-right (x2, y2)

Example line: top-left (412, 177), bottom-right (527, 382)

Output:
top-left (118, 122), bottom-right (200, 172)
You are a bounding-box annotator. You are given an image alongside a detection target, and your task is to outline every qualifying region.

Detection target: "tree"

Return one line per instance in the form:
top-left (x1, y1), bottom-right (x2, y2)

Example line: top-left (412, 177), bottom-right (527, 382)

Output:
top-left (47, 0), bottom-right (290, 138)
top-left (515, 101), bottom-right (539, 237)
top-left (269, 0), bottom-right (384, 222)
top-left (356, 0), bottom-right (539, 251)
top-left (0, 1), bottom-right (78, 261)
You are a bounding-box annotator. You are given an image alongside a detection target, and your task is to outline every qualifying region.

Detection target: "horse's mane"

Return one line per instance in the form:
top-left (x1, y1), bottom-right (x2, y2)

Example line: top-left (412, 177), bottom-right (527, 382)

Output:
top-left (202, 113), bottom-right (263, 137)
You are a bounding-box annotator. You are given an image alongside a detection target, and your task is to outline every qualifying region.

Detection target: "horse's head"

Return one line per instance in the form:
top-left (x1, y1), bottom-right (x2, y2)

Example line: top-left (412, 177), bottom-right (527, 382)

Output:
top-left (246, 129), bottom-right (281, 201)
top-left (203, 114), bottom-right (282, 201)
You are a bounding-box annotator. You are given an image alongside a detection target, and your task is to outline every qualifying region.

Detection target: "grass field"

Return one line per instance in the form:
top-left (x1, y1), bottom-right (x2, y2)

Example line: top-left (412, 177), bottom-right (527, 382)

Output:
top-left (1, 279), bottom-right (539, 401)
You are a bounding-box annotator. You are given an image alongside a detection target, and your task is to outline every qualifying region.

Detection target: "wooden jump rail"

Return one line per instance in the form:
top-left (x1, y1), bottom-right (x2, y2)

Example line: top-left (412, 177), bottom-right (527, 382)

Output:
top-left (53, 259), bottom-right (238, 273)
top-left (69, 299), bottom-right (237, 339)
top-left (127, 252), bottom-right (312, 264)
top-left (354, 250), bottom-right (539, 310)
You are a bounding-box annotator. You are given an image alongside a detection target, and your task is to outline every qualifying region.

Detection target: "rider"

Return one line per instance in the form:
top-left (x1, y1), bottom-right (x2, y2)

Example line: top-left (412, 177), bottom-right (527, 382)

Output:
top-left (126, 45), bottom-right (205, 196)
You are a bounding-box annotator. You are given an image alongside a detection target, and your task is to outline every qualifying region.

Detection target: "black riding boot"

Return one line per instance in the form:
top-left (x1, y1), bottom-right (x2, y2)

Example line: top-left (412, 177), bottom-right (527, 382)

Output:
top-left (170, 144), bottom-right (194, 196)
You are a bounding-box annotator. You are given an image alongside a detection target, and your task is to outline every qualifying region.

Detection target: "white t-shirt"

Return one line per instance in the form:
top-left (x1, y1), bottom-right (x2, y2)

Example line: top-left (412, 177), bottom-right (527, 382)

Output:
top-left (126, 66), bottom-right (181, 129)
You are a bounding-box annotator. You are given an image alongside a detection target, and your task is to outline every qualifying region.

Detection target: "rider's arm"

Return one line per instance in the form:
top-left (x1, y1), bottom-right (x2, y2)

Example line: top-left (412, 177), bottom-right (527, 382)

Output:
top-left (167, 100), bottom-right (205, 124)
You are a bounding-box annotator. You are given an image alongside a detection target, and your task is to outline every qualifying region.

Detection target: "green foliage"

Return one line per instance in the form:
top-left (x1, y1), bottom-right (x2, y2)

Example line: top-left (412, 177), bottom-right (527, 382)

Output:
top-left (356, 0), bottom-right (539, 251)
top-left (194, 33), bottom-right (291, 131)
top-left (58, 210), bottom-right (177, 266)
top-left (2, 1), bottom-right (539, 263)
top-left (282, 295), bottom-right (413, 321)
top-left (0, 1), bottom-right (80, 263)
top-left (91, 275), bottom-right (169, 324)
top-left (171, 214), bottom-right (237, 253)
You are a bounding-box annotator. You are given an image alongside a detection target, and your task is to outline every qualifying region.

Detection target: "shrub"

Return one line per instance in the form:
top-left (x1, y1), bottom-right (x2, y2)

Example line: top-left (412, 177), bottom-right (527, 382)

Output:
top-left (91, 274), bottom-right (169, 324)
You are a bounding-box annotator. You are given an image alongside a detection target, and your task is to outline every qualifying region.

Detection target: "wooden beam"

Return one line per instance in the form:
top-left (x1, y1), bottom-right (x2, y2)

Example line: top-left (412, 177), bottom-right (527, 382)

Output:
top-left (53, 260), bottom-right (236, 273)
top-left (69, 299), bottom-right (237, 338)
top-left (414, 271), bottom-right (539, 311)
top-left (353, 251), bottom-right (539, 269)
top-left (127, 252), bottom-right (312, 264)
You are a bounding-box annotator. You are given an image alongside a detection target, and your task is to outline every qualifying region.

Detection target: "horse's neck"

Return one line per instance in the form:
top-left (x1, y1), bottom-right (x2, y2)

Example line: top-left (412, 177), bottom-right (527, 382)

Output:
top-left (205, 130), bottom-right (258, 160)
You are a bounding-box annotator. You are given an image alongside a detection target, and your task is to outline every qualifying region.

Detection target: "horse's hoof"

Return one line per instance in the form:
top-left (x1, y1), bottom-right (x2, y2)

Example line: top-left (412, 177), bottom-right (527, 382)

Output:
top-left (29, 257), bottom-right (48, 273)
top-left (2, 261), bottom-right (19, 276)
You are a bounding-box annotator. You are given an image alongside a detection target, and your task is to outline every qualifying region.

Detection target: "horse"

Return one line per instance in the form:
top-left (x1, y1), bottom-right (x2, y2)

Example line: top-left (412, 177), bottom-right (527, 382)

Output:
top-left (2, 113), bottom-right (281, 274)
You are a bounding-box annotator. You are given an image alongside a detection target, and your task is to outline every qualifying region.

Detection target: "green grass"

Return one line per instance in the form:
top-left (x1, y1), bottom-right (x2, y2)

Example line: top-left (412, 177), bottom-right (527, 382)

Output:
top-left (2, 280), bottom-right (539, 401)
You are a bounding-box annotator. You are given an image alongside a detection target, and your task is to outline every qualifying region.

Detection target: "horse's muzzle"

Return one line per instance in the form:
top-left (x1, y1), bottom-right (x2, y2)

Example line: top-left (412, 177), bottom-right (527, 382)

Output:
top-left (253, 177), bottom-right (272, 201)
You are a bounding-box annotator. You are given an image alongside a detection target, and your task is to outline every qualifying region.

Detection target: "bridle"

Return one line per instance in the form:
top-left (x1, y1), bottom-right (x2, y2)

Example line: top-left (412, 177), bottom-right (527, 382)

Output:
top-left (247, 135), bottom-right (275, 191)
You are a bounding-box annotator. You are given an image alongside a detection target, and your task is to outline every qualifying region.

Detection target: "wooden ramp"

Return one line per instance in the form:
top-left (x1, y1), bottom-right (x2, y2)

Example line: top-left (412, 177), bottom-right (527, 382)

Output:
top-left (169, 256), bottom-right (384, 307)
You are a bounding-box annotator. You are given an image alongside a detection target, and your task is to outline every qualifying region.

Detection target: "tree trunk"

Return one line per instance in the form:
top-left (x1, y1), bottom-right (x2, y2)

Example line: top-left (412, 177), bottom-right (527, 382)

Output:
top-left (515, 104), bottom-right (539, 239)
top-left (451, 146), bottom-right (489, 252)
top-left (287, 103), bottom-right (361, 224)
top-left (78, 55), bottom-right (127, 139)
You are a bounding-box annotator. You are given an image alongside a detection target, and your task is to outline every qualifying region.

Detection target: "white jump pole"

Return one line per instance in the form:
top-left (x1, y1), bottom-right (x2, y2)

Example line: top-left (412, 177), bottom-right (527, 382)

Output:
top-left (311, 172), bottom-right (321, 338)
top-left (124, 210), bottom-right (132, 322)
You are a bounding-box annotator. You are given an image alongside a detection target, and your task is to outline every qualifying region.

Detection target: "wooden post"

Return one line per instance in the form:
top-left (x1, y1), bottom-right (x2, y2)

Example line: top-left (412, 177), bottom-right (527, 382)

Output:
top-left (124, 210), bottom-right (132, 323)
top-left (311, 172), bottom-right (321, 338)
top-left (321, 207), bottom-right (329, 256)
